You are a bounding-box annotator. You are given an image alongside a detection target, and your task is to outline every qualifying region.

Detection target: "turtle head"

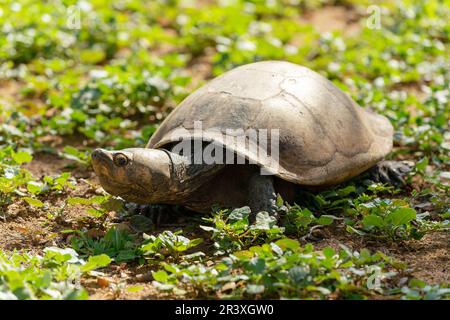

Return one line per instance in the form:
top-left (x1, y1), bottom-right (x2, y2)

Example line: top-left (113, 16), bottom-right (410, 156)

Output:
top-left (91, 148), bottom-right (172, 204)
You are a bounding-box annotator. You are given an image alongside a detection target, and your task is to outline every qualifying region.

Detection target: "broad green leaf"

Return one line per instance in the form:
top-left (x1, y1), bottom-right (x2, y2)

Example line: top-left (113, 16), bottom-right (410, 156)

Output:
top-left (317, 215), bottom-right (335, 225)
top-left (81, 254), bottom-right (112, 272)
top-left (275, 238), bottom-right (300, 251)
top-left (322, 247), bottom-right (336, 258)
top-left (251, 211), bottom-right (277, 230)
top-left (229, 206), bottom-right (251, 221)
top-left (152, 270), bottom-right (169, 283)
top-left (67, 197), bottom-right (93, 205)
top-left (415, 157), bottom-right (428, 173)
top-left (127, 285), bottom-right (144, 293)
top-left (363, 214), bottom-right (385, 228)
top-left (23, 197), bottom-right (44, 207)
top-left (386, 208), bottom-right (416, 226)
top-left (246, 257), bottom-right (266, 274)
top-left (27, 181), bottom-right (43, 194)
top-left (232, 250), bottom-right (254, 260)
top-left (12, 151), bottom-right (32, 164)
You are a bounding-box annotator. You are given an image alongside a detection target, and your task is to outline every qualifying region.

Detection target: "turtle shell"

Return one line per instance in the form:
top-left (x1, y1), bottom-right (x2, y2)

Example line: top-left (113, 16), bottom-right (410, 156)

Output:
top-left (147, 61), bottom-right (393, 186)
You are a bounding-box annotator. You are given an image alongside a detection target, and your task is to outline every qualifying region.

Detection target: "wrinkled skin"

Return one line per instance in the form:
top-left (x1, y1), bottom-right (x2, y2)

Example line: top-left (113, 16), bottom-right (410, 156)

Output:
top-left (91, 147), bottom-right (279, 214)
top-left (91, 147), bottom-right (227, 210)
top-left (91, 148), bottom-right (173, 204)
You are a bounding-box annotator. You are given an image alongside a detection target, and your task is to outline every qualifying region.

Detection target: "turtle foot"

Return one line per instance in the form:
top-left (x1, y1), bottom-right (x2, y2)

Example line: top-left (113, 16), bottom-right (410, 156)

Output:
top-left (369, 160), bottom-right (413, 187)
top-left (248, 173), bottom-right (279, 221)
top-left (125, 203), bottom-right (191, 229)
top-left (125, 203), bottom-right (170, 228)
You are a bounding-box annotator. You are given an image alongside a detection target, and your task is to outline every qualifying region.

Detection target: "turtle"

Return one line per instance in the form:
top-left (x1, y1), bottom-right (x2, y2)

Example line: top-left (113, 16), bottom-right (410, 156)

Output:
top-left (92, 61), bottom-right (411, 217)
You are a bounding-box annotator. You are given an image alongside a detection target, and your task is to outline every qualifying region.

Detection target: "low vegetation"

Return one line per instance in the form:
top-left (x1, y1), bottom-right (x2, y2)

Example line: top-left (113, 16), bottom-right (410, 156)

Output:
top-left (0, 0), bottom-right (448, 299)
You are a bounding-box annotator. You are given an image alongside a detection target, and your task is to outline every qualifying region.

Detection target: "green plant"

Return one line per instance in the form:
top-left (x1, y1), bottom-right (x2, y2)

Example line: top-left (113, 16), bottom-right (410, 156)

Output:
top-left (282, 203), bottom-right (339, 237)
top-left (0, 247), bottom-right (110, 300)
top-left (401, 279), bottom-right (450, 300)
top-left (345, 198), bottom-right (447, 240)
top-left (140, 230), bottom-right (203, 261)
top-left (67, 195), bottom-right (124, 218)
top-left (0, 146), bottom-right (33, 206)
top-left (151, 240), bottom-right (407, 299)
top-left (70, 227), bottom-right (138, 263)
top-left (200, 207), bottom-right (284, 254)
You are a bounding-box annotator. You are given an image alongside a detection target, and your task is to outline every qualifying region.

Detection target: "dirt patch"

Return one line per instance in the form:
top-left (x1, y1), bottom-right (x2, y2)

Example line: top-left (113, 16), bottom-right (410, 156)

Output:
top-left (0, 210), bottom-right (55, 251)
top-left (83, 263), bottom-right (180, 300)
top-left (0, 81), bottom-right (22, 119)
top-left (315, 225), bottom-right (449, 285)
top-left (1, 151), bottom-right (101, 252)
top-left (0, 80), bottom-right (21, 99)
top-left (302, 6), bottom-right (362, 36)
top-left (23, 152), bottom-right (75, 178)
top-left (401, 232), bottom-right (449, 284)
top-left (185, 47), bottom-right (215, 90)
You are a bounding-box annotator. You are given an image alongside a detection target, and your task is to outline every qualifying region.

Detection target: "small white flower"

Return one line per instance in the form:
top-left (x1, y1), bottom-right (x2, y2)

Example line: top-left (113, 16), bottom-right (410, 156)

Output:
top-left (374, 77), bottom-right (385, 87)
top-left (328, 62), bottom-right (340, 72)
top-left (334, 37), bottom-right (346, 51)
top-left (90, 69), bottom-right (108, 79)
top-left (78, 0), bottom-right (92, 11)
top-left (243, 2), bottom-right (255, 14)
top-left (388, 59), bottom-right (400, 69)
top-left (41, 14), bottom-right (52, 23)
top-left (11, 3), bottom-right (21, 12)
top-left (176, 14), bottom-right (189, 25)
top-left (216, 36), bottom-right (232, 46)
top-left (237, 40), bottom-right (256, 51)
top-left (269, 37), bottom-right (282, 48)
top-left (284, 45), bottom-right (298, 55)
top-left (118, 32), bottom-right (129, 42)
top-left (147, 76), bottom-right (170, 91)
top-left (435, 90), bottom-right (449, 104)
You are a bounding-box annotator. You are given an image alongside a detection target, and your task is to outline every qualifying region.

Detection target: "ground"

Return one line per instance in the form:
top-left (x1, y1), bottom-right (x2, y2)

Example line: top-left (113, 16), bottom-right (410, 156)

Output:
top-left (0, 0), bottom-right (448, 300)
top-left (1, 149), bottom-right (448, 299)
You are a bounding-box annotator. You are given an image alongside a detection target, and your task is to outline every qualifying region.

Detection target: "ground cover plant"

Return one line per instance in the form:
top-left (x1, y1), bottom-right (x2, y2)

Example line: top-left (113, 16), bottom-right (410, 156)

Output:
top-left (0, 0), bottom-right (448, 300)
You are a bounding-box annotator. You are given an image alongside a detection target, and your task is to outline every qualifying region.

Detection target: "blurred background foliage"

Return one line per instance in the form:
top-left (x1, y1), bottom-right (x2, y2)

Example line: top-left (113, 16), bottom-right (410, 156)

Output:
top-left (0, 0), bottom-right (448, 162)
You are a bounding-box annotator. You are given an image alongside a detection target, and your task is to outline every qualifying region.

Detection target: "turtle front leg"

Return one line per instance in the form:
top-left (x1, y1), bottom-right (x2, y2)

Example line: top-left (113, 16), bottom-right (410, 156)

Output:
top-left (125, 203), bottom-right (179, 228)
top-left (248, 173), bottom-right (278, 218)
top-left (368, 160), bottom-right (413, 187)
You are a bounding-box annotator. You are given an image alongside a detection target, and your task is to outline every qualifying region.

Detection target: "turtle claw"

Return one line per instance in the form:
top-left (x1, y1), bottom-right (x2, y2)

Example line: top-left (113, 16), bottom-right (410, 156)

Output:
top-left (369, 160), bottom-right (413, 187)
top-left (125, 203), bottom-right (166, 227)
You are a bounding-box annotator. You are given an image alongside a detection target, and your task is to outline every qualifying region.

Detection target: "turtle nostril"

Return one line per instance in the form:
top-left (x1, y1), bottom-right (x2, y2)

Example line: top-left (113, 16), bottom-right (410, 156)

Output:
top-left (92, 149), bottom-right (101, 159)
top-left (92, 148), bottom-right (108, 161)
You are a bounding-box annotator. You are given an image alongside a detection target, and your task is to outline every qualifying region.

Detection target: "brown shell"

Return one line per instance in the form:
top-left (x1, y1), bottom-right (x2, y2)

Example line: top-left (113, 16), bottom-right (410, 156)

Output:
top-left (147, 61), bottom-right (393, 186)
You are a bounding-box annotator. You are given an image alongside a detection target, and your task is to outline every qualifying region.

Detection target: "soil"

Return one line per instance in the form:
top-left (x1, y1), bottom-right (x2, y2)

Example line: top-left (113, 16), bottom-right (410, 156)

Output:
top-left (0, 149), bottom-right (448, 299)
top-left (301, 6), bottom-right (362, 36)
top-left (316, 226), bottom-right (449, 285)
top-left (0, 5), bottom-right (448, 300)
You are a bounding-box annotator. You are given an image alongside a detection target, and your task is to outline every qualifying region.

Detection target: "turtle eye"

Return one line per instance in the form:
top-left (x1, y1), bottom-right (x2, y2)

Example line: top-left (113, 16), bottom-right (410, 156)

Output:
top-left (113, 153), bottom-right (128, 167)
